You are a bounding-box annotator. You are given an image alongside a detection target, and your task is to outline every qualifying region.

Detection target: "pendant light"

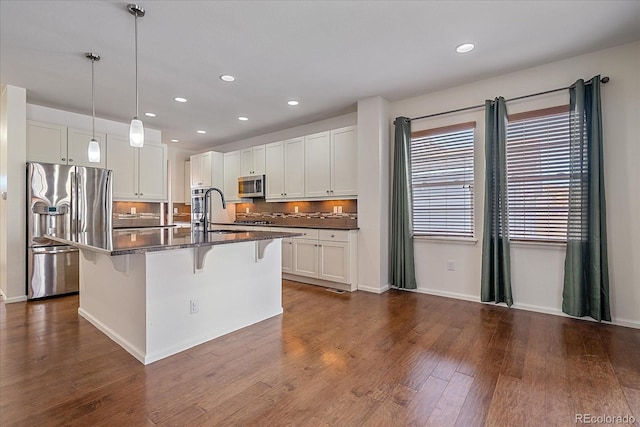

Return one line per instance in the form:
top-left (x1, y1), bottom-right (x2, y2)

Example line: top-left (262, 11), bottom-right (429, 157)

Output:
top-left (86, 53), bottom-right (101, 163)
top-left (128, 4), bottom-right (145, 148)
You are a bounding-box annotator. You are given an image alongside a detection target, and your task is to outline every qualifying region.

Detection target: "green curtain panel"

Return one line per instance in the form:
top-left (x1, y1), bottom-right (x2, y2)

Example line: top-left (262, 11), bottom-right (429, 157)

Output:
top-left (390, 117), bottom-right (417, 289)
top-left (562, 76), bottom-right (611, 322)
top-left (481, 97), bottom-right (513, 306)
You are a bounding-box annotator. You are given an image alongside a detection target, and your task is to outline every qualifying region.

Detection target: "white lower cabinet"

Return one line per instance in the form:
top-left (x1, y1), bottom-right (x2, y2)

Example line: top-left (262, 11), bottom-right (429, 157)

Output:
top-left (281, 238), bottom-right (293, 273)
top-left (283, 227), bottom-right (357, 291)
top-left (292, 239), bottom-right (319, 278)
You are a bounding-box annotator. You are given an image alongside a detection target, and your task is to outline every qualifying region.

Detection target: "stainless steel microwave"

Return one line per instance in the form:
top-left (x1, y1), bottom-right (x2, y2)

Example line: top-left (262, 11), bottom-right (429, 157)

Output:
top-left (238, 175), bottom-right (265, 198)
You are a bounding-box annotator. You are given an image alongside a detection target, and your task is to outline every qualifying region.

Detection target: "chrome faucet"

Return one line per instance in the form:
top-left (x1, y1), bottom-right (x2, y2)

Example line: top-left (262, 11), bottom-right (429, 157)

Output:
top-left (202, 187), bottom-right (226, 233)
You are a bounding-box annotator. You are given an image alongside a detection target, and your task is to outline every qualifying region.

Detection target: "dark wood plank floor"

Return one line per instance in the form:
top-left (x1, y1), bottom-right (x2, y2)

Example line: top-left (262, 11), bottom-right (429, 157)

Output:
top-left (1, 280), bottom-right (639, 426)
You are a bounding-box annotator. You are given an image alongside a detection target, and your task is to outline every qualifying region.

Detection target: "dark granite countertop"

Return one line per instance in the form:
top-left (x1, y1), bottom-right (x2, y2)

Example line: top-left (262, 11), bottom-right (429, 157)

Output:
top-left (212, 222), bottom-right (360, 231)
top-left (46, 228), bottom-right (302, 256)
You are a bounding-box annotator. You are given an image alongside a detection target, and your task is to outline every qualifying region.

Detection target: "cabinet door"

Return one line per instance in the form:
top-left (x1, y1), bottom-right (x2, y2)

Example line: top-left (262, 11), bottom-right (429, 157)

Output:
top-left (265, 141), bottom-right (285, 199)
top-left (292, 239), bottom-right (318, 278)
top-left (331, 126), bottom-right (357, 196)
top-left (240, 149), bottom-right (254, 176)
top-left (190, 154), bottom-right (200, 187)
top-left (223, 151), bottom-right (242, 201)
top-left (253, 145), bottom-right (266, 175)
top-left (184, 161), bottom-right (191, 205)
top-left (106, 134), bottom-right (138, 200)
top-left (26, 121), bottom-right (67, 164)
top-left (67, 127), bottom-right (106, 168)
top-left (282, 238), bottom-right (293, 273)
top-left (284, 137), bottom-right (305, 199)
top-left (304, 132), bottom-right (331, 198)
top-left (200, 152), bottom-right (213, 188)
top-left (138, 144), bottom-right (167, 201)
top-left (318, 241), bottom-right (350, 284)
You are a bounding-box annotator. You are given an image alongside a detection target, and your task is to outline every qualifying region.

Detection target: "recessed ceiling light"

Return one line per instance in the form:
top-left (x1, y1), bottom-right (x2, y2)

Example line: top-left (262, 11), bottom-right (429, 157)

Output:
top-left (287, 100), bottom-right (299, 106)
top-left (174, 97), bottom-right (187, 103)
top-left (238, 116), bottom-right (248, 121)
top-left (220, 75), bottom-right (235, 82)
top-left (144, 112), bottom-right (156, 117)
top-left (197, 130), bottom-right (206, 134)
top-left (170, 139), bottom-right (179, 143)
top-left (456, 43), bottom-right (475, 53)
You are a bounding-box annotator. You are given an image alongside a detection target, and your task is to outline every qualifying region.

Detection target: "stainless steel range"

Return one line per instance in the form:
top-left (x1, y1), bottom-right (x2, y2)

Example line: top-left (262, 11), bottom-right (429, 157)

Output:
top-left (26, 162), bottom-right (113, 299)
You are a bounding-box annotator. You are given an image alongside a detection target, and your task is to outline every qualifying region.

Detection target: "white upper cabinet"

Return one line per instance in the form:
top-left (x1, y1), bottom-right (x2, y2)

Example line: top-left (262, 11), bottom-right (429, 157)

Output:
top-left (240, 145), bottom-right (266, 176)
top-left (191, 151), bottom-right (223, 194)
top-left (330, 126), bottom-right (357, 196)
top-left (284, 137), bottom-right (305, 199)
top-left (27, 121), bottom-right (106, 168)
top-left (265, 138), bottom-right (304, 200)
top-left (223, 150), bottom-right (242, 202)
top-left (138, 143), bottom-right (167, 201)
top-left (304, 131), bottom-right (332, 198)
top-left (265, 142), bottom-right (285, 199)
top-left (106, 134), bottom-right (167, 201)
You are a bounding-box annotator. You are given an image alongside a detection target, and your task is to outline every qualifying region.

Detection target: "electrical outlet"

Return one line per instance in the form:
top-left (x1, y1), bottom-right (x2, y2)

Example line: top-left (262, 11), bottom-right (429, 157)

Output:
top-left (337, 206), bottom-right (343, 214)
top-left (130, 207), bottom-right (136, 214)
top-left (130, 234), bottom-right (136, 242)
top-left (333, 206), bottom-right (338, 213)
top-left (447, 260), bottom-right (455, 271)
top-left (245, 207), bottom-right (250, 214)
top-left (294, 206), bottom-right (299, 213)
top-left (190, 299), bottom-right (199, 314)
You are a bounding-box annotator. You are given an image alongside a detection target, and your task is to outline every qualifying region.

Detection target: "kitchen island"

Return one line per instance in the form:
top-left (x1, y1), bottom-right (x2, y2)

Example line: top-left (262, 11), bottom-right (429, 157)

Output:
top-left (48, 227), bottom-right (300, 364)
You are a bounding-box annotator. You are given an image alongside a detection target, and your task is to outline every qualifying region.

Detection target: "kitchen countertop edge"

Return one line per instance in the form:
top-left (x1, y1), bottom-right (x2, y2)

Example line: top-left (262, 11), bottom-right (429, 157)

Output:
top-left (47, 231), bottom-right (302, 256)
top-left (213, 222), bottom-right (360, 231)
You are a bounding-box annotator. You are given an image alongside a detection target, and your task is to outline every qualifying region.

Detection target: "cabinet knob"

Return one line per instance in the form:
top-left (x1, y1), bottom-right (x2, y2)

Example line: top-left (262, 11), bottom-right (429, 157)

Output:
top-left (140, 193), bottom-right (144, 196)
top-left (69, 159), bottom-right (73, 162)
top-left (326, 190), bottom-right (330, 194)
top-left (331, 234), bottom-right (335, 238)
top-left (61, 158), bottom-right (66, 161)
top-left (135, 193), bottom-right (138, 195)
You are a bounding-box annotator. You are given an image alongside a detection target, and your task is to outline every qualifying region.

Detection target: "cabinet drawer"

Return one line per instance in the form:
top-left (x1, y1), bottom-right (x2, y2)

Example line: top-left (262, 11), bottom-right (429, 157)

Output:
top-left (286, 228), bottom-right (318, 240)
top-left (318, 229), bottom-right (349, 242)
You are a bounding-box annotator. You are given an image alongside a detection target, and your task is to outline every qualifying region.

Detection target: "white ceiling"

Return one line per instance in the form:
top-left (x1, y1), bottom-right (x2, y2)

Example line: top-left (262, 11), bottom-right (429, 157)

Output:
top-left (2, 1), bottom-right (639, 150)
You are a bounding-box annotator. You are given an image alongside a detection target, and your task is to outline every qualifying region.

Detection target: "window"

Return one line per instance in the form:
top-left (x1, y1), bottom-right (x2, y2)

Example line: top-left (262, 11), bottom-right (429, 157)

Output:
top-left (506, 106), bottom-right (570, 242)
top-left (411, 123), bottom-right (475, 238)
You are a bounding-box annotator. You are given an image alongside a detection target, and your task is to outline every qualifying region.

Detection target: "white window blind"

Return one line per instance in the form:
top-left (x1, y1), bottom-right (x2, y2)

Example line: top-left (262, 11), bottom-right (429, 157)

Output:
top-left (411, 123), bottom-right (475, 238)
top-left (506, 106), bottom-right (570, 242)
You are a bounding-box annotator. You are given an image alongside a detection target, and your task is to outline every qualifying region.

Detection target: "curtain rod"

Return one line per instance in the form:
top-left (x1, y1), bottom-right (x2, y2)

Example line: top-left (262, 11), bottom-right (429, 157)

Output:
top-left (409, 76), bottom-right (610, 122)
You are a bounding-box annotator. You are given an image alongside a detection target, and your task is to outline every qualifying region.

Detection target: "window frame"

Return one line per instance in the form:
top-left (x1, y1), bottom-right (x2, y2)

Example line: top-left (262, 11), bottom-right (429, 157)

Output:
top-left (410, 121), bottom-right (476, 240)
top-left (506, 105), bottom-right (571, 243)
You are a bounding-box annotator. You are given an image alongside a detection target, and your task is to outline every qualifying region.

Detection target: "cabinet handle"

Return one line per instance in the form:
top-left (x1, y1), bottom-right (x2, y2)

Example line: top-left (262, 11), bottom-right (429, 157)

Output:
top-left (135, 193), bottom-right (138, 195)
top-left (69, 159), bottom-right (74, 162)
top-left (326, 190), bottom-right (330, 194)
top-left (140, 193), bottom-right (144, 196)
top-left (61, 157), bottom-right (66, 161)
top-left (331, 234), bottom-right (335, 238)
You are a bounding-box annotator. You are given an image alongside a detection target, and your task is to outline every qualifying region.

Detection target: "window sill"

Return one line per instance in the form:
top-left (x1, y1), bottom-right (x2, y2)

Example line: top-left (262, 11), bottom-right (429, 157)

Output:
top-left (414, 235), bottom-right (478, 245)
top-left (510, 239), bottom-right (566, 249)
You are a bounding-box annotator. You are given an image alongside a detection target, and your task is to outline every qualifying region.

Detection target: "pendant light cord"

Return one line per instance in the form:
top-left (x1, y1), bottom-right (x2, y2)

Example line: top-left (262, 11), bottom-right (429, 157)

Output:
top-left (134, 13), bottom-right (139, 119)
top-left (91, 57), bottom-right (96, 139)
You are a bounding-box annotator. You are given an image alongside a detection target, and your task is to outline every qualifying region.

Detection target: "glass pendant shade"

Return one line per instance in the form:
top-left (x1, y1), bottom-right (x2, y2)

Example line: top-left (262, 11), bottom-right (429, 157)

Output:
top-left (88, 138), bottom-right (101, 163)
top-left (130, 118), bottom-right (144, 147)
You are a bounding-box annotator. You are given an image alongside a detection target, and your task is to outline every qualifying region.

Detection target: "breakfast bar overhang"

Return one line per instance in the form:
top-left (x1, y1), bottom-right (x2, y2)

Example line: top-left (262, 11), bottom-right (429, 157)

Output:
top-left (48, 228), bottom-right (300, 364)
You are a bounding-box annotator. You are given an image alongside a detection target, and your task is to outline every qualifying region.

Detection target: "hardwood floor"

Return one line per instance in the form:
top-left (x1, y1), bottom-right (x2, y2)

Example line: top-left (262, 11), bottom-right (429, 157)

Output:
top-left (1, 280), bottom-right (639, 426)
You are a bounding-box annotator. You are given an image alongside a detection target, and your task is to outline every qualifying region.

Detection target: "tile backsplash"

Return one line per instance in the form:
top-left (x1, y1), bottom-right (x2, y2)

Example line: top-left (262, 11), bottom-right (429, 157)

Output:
top-left (112, 201), bottom-right (162, 228)
top-left (235, 200), bottom-right (357, 228)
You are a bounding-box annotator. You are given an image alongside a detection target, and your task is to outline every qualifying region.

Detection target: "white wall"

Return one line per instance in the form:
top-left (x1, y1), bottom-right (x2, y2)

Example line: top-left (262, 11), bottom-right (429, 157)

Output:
top-left (357, 97), bottom-right (390, 293)
top-left (390, 41), bottom-right (640, 328)
top-left (0, 85), bottom-right (27, 302)
top-left (27, 104), bottom-right (162, 144)
top-left (213, 112), bottom-right (357, 153)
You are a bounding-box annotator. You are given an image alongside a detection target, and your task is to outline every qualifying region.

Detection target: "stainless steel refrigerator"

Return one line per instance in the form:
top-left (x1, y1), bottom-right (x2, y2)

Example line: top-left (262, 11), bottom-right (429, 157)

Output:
top-left (26, 162), bottom-right (112, 299)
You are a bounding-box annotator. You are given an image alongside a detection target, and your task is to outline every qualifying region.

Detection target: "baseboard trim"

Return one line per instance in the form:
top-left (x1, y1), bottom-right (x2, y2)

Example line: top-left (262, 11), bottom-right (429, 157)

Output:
top-left (78, 307), bottom-right (146, 364)
top-left (414, 287), bottom-right (640, 330)
top-left (0, 289), bottom-right (28, 304)
top-left (283, 273), bottom-right (355, 292)
top-left (357, 284), bottom-right (391, 294)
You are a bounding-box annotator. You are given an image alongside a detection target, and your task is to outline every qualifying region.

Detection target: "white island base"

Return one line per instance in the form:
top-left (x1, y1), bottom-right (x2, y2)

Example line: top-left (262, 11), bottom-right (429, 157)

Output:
top-left (77, 239), bottom-right (283, 364)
